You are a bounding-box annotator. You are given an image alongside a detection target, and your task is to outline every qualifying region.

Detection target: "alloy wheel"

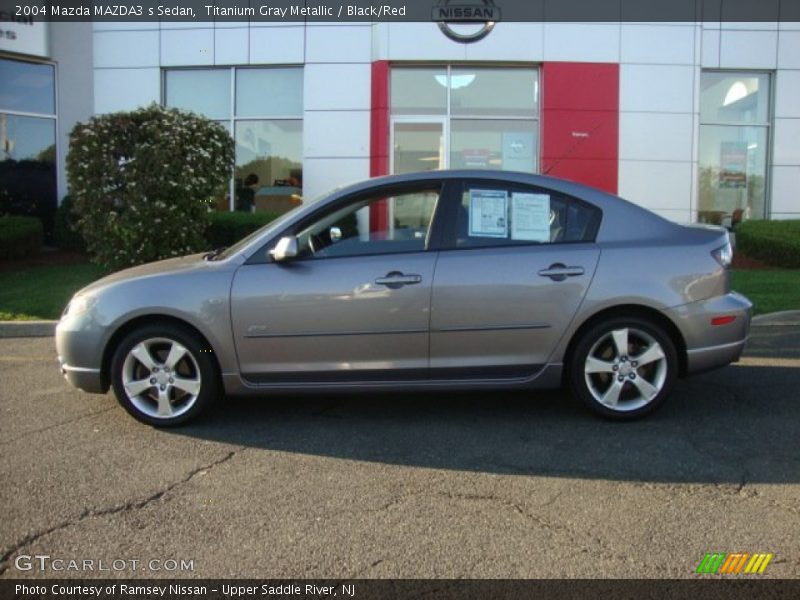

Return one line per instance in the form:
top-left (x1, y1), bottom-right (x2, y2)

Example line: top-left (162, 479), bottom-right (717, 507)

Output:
top-left (121, 337), bottom-right (202, 419)
top-left (583, 327), bottom-right (668, 412)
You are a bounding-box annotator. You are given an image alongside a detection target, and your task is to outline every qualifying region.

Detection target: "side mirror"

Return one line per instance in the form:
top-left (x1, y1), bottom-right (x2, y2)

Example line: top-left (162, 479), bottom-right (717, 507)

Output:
top-left (330, 226), bottom-right (342, 242)
top-left (269, 236), bottom-right (299, 262)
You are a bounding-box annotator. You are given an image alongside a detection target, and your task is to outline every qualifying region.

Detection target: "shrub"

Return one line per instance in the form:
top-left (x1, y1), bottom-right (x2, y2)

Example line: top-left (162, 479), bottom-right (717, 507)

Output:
top-left (0, 215), bottom-right (43, 260)
top-left (205, 211), bottom-right (282, 249)
top-left (53, 195), bottom-right (86, 251)
top-left (67, 104), bottom-right (234, 270)
top-left (735, 219), bottom-right (800, 268)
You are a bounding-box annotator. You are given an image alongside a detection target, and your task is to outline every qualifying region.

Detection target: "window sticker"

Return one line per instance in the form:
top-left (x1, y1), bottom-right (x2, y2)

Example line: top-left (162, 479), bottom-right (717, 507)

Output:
top-left (469, 189), bottom-right (508, 238)
top-left (511, 193), bottom-right (551, 242)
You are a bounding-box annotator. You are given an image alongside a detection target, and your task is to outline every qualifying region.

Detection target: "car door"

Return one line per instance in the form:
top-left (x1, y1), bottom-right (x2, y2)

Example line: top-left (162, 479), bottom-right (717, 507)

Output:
top-left (429, 179), bottom-right (602, 377)
top-left (230, 184), bottom-right (445, 382)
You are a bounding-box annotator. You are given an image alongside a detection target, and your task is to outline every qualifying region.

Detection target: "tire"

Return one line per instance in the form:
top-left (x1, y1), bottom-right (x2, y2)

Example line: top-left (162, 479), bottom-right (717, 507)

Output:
top-left (569, 316), bottom-right (678, 420)
top-left (110, 323), bottom-right (219, 427)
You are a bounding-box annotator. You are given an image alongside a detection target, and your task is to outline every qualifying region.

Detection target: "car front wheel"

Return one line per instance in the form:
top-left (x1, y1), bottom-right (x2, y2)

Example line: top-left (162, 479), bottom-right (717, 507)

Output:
top-left (569, 316), bottom-right (678, 420)
top-left (110, 323), bottom-right (219, 427)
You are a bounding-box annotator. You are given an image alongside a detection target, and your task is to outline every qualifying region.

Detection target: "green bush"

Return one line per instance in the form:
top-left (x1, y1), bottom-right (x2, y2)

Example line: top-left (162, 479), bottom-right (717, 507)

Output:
top-left (53, 195), bottom-right (86, 251)
top-left (735, 220), bottom-right (800, 268)
top-left (0, 215), bottom-right (43, 260)
top-left (205, 211), bottom-right (282, 249)
top-left (67, 104), bottom-right (234, 270)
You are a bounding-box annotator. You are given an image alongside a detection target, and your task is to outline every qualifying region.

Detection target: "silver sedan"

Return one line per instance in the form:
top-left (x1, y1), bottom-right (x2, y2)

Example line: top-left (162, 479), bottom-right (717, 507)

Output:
top-left (56, 170), bottom-right (752, 426)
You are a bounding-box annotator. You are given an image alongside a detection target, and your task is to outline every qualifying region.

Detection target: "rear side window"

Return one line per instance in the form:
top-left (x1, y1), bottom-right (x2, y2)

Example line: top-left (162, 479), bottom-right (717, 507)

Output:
top-left (452, 183), bottom-right (601, 249)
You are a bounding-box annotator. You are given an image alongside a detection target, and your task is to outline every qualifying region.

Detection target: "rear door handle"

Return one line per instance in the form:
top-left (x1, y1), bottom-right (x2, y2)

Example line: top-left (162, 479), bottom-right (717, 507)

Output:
top-left (375, 271), bottom-right (423, 289)
top-left (538, 263), bottom-right (585, 282)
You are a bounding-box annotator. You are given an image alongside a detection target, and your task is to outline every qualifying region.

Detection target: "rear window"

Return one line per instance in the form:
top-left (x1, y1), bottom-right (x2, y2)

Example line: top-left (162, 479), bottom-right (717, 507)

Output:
top-left (452, 183), bottom-right (601, 249)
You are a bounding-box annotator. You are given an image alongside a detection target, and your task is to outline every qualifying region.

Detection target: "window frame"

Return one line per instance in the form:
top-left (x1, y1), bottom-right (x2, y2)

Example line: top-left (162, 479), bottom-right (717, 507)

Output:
top-left (246, 180), bottom-right (454, 265)
top-left (0, 55), bottom-right (58, 173)
top-left (389, 64), bottom-right (541, 175)
top-left (162, 65), bottom-right (303, 211)
top-left (698, 69), bottom-right (773, 221)
top-left (437, 179), bottom-right (603, 252)
top-left (0, 56), bottom-right (57, 119)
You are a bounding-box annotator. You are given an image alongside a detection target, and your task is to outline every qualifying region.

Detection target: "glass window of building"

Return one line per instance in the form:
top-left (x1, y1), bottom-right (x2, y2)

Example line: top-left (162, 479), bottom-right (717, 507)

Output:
top-left (164, 67), bottom-right (303, 212)
top-left (390, 66), bottom-right (539, 175)
top-left (0, 58), bottom-right (57, 239)
top-left (698, 72), bottom-right (771, 224)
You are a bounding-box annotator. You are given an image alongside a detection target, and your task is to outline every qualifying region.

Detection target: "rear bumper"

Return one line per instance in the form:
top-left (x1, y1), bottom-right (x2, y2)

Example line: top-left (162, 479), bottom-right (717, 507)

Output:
top-left (666, 291), bottom-right (752, 375)
top-left (685, 338), bottom-right (748, 375)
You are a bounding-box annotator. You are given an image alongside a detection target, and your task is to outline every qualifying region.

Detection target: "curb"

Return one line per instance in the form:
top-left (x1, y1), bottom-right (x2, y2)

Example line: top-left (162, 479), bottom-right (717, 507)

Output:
top-left (1, 310), bottom-right (799, 339)
top-left (0, 320), bottom-right (57, 338)
top-left (752, 310), bottom-right (800, 327)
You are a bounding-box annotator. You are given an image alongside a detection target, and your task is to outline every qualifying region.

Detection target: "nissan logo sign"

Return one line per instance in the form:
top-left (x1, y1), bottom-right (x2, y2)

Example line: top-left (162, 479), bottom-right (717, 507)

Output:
top-left (432, 0), bottom-right (500, 43)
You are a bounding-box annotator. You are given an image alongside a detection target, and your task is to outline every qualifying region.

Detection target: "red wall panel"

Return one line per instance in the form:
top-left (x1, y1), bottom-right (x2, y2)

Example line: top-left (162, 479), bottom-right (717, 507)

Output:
top-left (370, 60), bottom-right (390, 231)
top-left (541, 62), bottom-right (619, 193)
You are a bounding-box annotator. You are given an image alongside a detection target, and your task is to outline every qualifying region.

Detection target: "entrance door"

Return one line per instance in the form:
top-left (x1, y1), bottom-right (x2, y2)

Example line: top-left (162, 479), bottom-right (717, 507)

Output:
top-left (392, 120), bottom-right (445, 174)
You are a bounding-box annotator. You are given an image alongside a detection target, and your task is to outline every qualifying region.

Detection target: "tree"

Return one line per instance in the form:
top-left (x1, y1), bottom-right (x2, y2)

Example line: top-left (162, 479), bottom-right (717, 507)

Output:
top-left (67, 104), bottom-right (234, 270)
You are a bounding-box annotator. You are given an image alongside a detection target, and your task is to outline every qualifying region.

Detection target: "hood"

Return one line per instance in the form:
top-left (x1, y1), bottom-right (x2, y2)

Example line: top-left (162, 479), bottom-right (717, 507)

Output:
top-left (76, 253), bottom-right (226, 296)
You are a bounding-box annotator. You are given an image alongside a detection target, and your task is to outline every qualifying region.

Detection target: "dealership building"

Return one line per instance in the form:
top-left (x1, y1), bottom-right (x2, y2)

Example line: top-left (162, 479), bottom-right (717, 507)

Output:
top-left (1, 14), bottom-right (799, 233)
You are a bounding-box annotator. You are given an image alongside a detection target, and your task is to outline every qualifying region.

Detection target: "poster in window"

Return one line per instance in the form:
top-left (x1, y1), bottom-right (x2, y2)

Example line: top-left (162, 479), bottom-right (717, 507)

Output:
top-left (719, 141), bottom-right (747, 189)
top-left (511, 193), bottom-right (550, 242)
top-left (502, 132), bottom-right (535, 172)
top-left (462, 149), bottom-right (490, 168)
top-left (469, 189), bottom-right (508, 238)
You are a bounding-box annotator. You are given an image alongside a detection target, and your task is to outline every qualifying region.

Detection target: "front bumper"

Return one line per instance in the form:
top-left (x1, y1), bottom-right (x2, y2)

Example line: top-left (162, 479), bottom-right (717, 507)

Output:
top-left (57, 356), bottom-right (106, 393)
top-left (55, 318), bottom-right (109, 394)
top-left (666, 292), bottom-right (753, 375)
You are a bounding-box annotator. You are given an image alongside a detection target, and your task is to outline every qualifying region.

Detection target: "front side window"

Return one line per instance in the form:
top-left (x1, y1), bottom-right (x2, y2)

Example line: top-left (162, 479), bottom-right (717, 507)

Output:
top-left (164, 67), bottom-right (303, 212)
top-left (698, 71), bottom-right (770, 224)
top-left (293, 188), bottom-right (441, 259)
top-left (451, 183), bottom-right (600, 249)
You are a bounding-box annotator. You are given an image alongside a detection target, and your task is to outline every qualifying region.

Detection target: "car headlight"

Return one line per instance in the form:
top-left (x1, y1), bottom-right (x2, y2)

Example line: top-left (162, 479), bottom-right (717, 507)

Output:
top-left (64, 294), bottom-right (96, 318)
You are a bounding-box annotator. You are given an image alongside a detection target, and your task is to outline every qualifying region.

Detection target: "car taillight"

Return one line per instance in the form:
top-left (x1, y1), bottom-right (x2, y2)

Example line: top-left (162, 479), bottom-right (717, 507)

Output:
top-left (712, 241), bottom-right (733, 268)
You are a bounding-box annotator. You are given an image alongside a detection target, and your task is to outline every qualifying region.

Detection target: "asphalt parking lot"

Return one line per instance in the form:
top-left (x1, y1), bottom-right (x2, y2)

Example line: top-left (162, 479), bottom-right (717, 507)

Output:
top-left (1, 322), bottom-right (799, 579)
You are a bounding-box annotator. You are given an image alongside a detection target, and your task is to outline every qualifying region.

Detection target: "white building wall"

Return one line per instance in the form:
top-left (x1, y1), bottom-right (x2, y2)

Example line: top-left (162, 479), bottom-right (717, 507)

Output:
top-left (92, 24), bottom-right (161, 113)
top-left (772, 23), bottom-right (800, 219)
top-left (617, 24), bottom-right (697, 223)
top-left (302, 24), bottom-right (372, 199)
top-left (89, 21), bottom-right (800, 220)
top-left (51, 22), bottom-right (95, 201)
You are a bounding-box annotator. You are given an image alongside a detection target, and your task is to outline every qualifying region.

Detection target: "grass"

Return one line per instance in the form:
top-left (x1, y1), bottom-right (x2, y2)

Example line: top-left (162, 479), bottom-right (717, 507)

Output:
top-left (731, 269), bottom-right (800, 316)
top-left (0, 263), bottom-right (106, 320)
top-left (0, 262), bottom-right (797, 321)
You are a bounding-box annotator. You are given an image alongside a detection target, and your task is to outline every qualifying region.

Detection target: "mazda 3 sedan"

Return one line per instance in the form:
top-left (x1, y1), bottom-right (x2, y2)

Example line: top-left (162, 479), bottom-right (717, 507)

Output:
top-left (56, 170), bottom-right (752, 426)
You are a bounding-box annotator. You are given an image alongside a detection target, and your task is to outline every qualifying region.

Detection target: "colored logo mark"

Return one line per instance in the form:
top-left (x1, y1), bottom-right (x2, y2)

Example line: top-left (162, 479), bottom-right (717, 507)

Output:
top-left (696, 553), bottom-right (774, 574)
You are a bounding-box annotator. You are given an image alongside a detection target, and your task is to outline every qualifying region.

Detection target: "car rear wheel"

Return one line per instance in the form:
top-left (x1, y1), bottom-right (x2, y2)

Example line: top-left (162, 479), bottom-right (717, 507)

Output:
top-left (569, 316), bottom-right (678, 420)
top-left (110, 323), bottom-right (219, 427)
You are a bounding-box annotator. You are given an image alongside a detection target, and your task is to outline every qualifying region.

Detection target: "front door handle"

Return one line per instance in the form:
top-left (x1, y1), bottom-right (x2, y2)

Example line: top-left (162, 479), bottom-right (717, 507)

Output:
top-left (538, 263), bottom-right (585, 282)
top-left (375, 271), bottom-right (422, 289)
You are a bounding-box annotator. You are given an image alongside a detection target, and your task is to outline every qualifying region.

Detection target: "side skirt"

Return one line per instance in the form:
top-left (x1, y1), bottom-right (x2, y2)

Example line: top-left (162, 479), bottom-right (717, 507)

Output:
top-left (221, 364), bottom-right (564, 396)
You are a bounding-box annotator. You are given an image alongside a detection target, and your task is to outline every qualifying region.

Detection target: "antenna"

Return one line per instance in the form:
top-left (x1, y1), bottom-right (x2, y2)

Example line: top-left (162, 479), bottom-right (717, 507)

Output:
top-left (542, 122), bottom-right (604, 176)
